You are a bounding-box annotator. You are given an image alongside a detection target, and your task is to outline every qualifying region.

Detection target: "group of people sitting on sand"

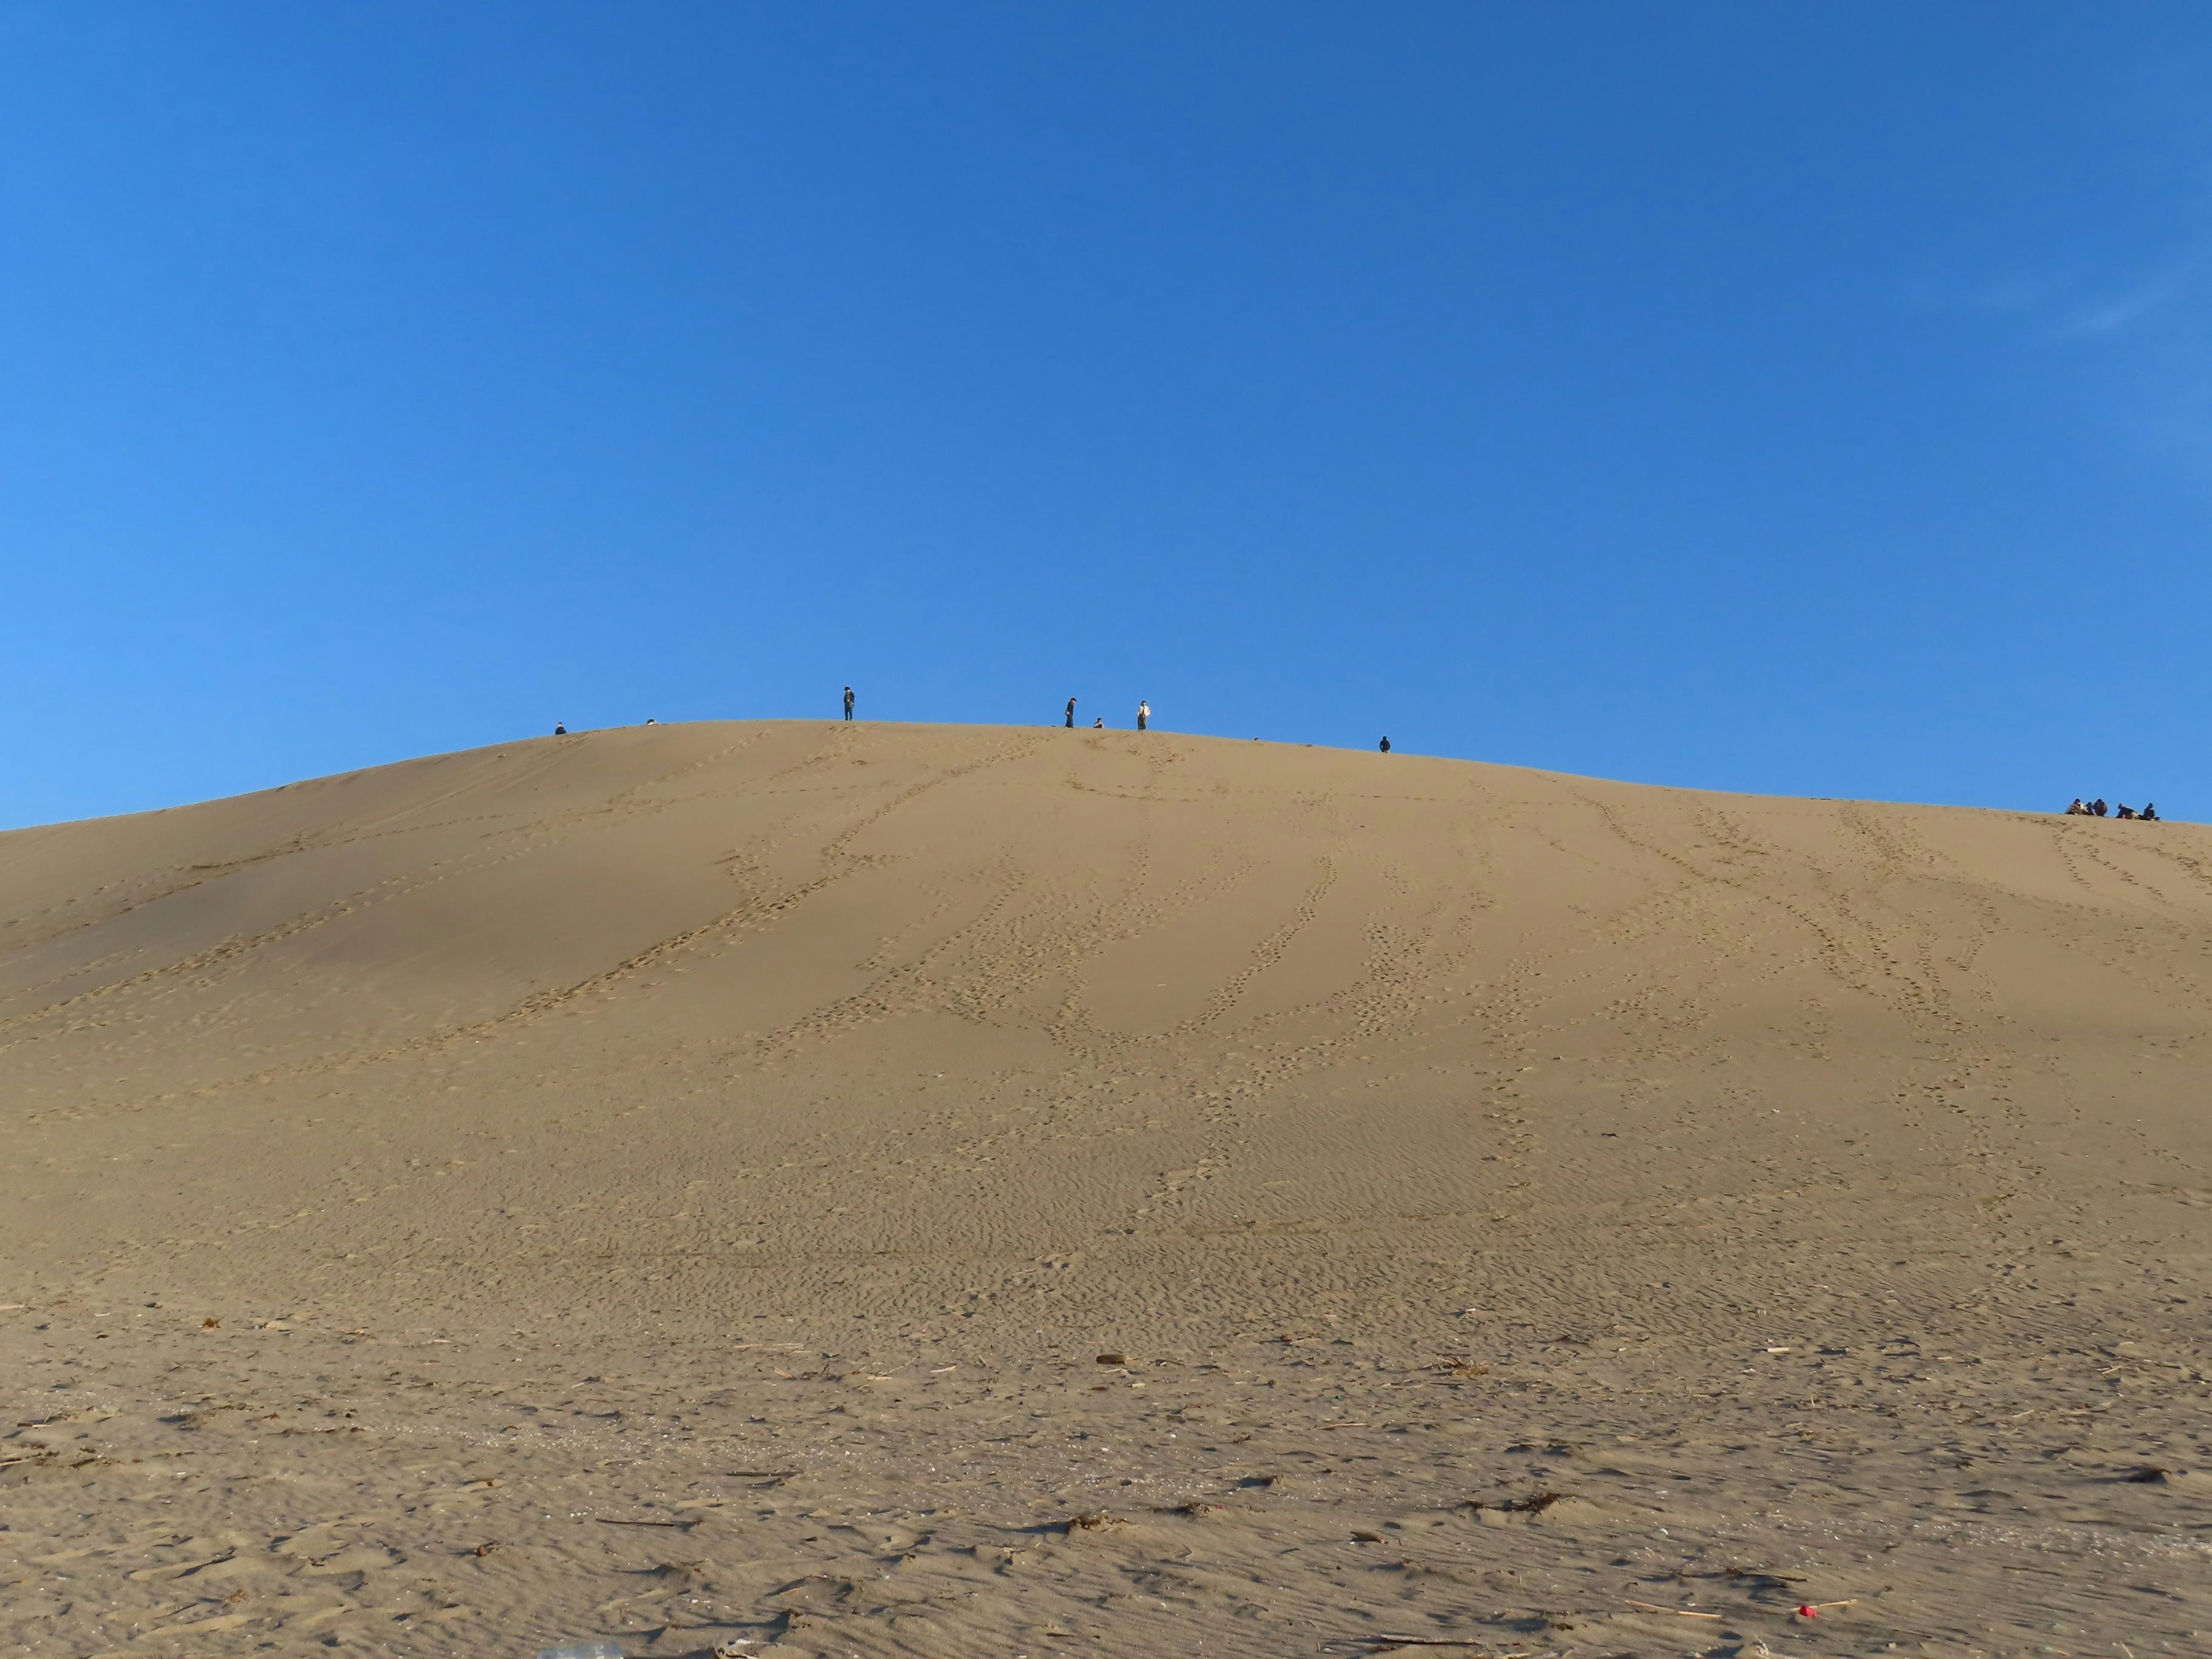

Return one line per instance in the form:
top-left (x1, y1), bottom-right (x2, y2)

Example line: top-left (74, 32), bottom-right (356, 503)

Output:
top-left (2067, 797), bottom-right (2158, 820)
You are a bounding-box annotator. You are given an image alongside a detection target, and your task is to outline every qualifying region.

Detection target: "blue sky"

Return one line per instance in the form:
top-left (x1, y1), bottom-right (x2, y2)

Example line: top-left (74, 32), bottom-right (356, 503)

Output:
top-left (5, 4), bottom-right (2210, 827)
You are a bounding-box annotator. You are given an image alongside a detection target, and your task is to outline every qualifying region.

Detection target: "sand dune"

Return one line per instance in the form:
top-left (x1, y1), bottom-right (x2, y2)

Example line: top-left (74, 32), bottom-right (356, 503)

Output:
top-left (2, 719), bottom-right (2207, 1656)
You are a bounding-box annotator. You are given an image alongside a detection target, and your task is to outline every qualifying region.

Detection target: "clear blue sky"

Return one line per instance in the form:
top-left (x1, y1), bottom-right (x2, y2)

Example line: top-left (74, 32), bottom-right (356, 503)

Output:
top-left (5, 4), bottom-right (2209, 828)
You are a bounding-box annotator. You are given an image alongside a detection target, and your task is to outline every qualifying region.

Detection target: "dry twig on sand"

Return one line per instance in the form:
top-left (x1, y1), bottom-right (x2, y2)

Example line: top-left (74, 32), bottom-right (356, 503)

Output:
top-left (1626, 1599), bottom-right (1724, 1619)
top-left (1347, 1641), bottom-right (1560, 1657)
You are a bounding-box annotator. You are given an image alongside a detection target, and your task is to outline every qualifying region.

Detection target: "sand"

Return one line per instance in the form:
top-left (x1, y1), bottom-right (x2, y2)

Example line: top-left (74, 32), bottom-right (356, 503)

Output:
top-left (1, 718), bottom-right (2206, 1657)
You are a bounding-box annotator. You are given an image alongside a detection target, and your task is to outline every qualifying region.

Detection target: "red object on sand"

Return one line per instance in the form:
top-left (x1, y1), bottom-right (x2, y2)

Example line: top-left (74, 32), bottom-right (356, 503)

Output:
top-left (1796, 1605), bottom-right (1817, 1619)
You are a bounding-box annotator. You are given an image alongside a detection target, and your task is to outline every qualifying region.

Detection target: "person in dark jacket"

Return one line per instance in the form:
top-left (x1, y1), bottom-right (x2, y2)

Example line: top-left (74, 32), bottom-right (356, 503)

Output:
top-left (1379, 736), bottom-right (1391, 753)
top-left (843, 685), bottom-right (855, 721)
top-left (1065, 697), bottom-right (1077, 729)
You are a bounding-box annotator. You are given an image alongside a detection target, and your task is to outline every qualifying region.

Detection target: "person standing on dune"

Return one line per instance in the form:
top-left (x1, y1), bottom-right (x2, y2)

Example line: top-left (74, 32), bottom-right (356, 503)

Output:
top-left (1379, 736), bottom-right (1391, 752)
top-left (1065, 697), bottom-right (1077, 729)
top-left (1137, 700), bottom-right (1150, 731)
top-left (843, 685), bottom-right (855, 722)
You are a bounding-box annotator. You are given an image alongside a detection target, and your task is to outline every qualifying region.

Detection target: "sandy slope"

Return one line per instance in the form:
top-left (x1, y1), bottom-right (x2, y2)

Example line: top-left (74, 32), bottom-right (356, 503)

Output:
top-left (1, 719), bottom-right (2207, 1658)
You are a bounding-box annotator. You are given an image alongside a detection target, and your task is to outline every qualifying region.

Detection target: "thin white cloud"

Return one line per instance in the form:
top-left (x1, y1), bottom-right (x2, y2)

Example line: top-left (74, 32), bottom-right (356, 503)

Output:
top-left (2058, 268), bottom-right (2191, 337)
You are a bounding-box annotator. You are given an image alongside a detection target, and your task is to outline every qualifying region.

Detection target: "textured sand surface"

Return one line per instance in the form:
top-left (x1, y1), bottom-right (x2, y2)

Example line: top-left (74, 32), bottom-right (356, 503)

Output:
top-left (2, 719), bottom-right (2207, 1657)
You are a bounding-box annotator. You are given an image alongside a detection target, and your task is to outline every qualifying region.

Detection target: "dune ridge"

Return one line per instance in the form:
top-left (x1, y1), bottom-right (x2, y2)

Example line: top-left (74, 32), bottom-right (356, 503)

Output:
top-left (2, 720), bottom-right (2207, 1656)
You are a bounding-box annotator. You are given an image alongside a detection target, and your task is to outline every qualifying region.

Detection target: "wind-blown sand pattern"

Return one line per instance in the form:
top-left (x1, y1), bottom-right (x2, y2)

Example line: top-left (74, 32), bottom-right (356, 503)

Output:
top-left (2, 719), bottom-right (2207, 1657)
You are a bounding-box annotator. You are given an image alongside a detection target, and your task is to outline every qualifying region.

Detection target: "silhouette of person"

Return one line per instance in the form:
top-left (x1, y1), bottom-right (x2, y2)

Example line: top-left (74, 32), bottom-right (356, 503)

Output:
top-left (843, 685), bottom-right (855, 722)
top-left (1065, 697), bottom-right (1077, 729)
top-left (2066, 798), bottom-right (2085, 815)
top-left (2142, 802), bottom-right (2160, 821)
top-left (2093, 798), bottom-right (2108, 817)
top-left (1092, 715), bottom-right (1104, 729)
top-left (1137, 700), bottom-right (1150, 731)
top-left (1379, 736), bottom-right (1391, 753)
top-left (554, 723), bottom-right (567, 736)
top-left (2117, 804), bottom-right (2138, 819)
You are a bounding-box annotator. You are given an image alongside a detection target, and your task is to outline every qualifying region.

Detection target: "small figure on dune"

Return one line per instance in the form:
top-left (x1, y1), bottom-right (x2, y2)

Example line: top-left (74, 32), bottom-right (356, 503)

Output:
top-left (2116, 804), bottom-right (2138, 819)
top-left (2066, 798), bottom-right (2086, 815)
top-left (2093, 798), bottom-right (2108, 817)
top-left (1137, 699), bottom-right (1150, 731)
top-left (1379, 736), bottom-right (1391, 753)
top-left (554, 722), bottom-right (567, 736)
top-left (2142, 802), bottom-right (2160, 821)
top-left (1093, 715), bottom-right (1104, 729)
top-left (1065, 696), bottom-right (1077, 729)
top-left (843, 685), bottom-right (855, 722)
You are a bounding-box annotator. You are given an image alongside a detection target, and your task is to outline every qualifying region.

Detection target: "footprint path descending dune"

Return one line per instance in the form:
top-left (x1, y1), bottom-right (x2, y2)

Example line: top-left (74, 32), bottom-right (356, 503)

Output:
top-left (3, 719), bottom-right (2210, 1657)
